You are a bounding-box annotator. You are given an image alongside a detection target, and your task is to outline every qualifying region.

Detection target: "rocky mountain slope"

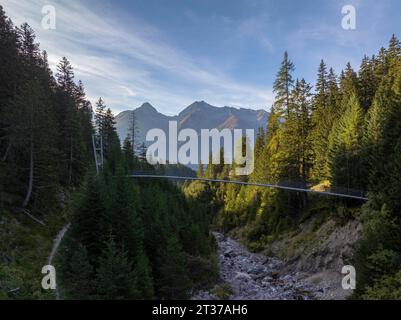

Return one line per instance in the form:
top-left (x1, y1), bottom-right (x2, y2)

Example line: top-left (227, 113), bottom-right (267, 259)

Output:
top-left (115, 101), bottom-right (269, 144)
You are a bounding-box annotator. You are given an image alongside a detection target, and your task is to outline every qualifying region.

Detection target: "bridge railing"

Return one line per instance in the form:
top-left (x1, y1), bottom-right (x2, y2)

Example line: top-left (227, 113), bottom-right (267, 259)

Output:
top-left (127, 172), bottom-right (368, 201)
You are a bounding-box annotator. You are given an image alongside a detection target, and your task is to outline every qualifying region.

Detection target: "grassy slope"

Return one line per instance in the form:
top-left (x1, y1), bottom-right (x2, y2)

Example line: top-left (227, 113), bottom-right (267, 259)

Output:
top-left (0, 207), bottom-right (68, 299)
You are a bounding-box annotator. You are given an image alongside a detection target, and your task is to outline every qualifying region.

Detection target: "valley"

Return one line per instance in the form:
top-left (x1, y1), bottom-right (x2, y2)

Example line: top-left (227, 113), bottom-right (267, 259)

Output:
top-left (193, 232), bottom-right (316, 300)
top-left (1, 3), bottom-right (401, 301)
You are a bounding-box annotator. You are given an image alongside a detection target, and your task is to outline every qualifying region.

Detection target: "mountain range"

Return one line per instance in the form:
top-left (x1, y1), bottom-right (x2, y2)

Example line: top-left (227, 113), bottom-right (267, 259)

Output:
top-left (115, 101), bottom-right (269, 145)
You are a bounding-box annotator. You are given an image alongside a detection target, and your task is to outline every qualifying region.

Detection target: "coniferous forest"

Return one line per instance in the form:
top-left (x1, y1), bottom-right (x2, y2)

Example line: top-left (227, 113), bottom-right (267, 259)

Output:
top-left (0, 6), bottom-right (216, 300)
top-left (1, 4), bottom-right (401, 300)
top-left (194, 36), bottom-right (401, 299)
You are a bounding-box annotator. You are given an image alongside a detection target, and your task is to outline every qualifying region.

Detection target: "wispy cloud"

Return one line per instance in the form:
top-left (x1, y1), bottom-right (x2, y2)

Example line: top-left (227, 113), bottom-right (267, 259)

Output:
top-left (3, 0), bottom-right (273, 114)
top-left (119, 85), bottom-right (137, 98)
top-left (4, 0), bottom-right (396, 114)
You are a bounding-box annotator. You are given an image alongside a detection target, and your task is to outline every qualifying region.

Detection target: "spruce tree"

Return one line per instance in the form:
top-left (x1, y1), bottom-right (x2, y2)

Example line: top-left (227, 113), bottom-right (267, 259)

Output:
top-left (339, 62), bottom-right (359, 113)
top-left (104, 108), bottom-right (118, 159)
top-left (95, 98), bottom-right (106, 134)
top-left (249, 127), bottom-right (266, 183)
top-left (55, 57), bottom-right (86, 186)
top-left (69, 175), bottom-right (109, 264)
top-left (157, 234), bottom-right (192, 299)
top-left (311, 65), bottom-right (339, 181)
top-left (273, 51), bottom-right (295, 116)
top-left (63, 244), bottom-right (94, 299)
top-left (74, 81), bottom-right (94, 159)
top-left (359, 55), bottom-right (377, 111)
top-left (373, 47), bottom-right (388, 81)
top-left (315, 60), bottom-right (328, 111)
top-left (109, 168), bottom-right (144, 259)
top-left (95, 236), bottom-right (137, 299)
top-left (280, 79), bottom-right (313, 182)
top-left (366, 64), bottom-right (401, 198)
top-left (122, 134), bottom-right (135, 170)
top-left (17, 23), bottom-right (40, 63)
top-left (95, 99), bottom-right (119, 161)
top-left (134, 251), bottom-right (154, 299)
top-left (387, 34), bottom-right (401, 67)
top-left (328, 91), bottom-right (365, 190)
top-left (138, 142), bottom-right (148, 163)
top-left (56, 57), bottom-right (75, 94)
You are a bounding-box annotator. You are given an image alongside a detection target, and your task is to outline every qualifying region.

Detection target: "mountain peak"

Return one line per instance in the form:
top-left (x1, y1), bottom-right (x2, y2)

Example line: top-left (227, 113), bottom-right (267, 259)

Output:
top-left (191, 100), bottom-right (211, 107)
top-left (137, 102), bottom-right (157, 113)
top-left (179, 101), bottom-right (214, 116)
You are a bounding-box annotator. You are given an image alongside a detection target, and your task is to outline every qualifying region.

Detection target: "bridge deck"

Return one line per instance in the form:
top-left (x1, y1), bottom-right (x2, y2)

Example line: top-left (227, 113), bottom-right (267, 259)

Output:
top-left (127, 174), bottom-right (368, 201)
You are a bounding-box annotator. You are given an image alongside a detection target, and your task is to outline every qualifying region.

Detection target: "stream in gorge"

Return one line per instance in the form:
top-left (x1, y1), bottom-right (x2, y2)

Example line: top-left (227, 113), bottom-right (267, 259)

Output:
top-left (193, 232), bottom-right (322, 300)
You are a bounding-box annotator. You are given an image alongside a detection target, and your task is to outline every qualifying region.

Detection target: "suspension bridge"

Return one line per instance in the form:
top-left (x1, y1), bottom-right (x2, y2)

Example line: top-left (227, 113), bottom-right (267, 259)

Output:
top-left (92, 135), bottom-right (368, 201)
top-left (127, 174), bottom-right (368, 201)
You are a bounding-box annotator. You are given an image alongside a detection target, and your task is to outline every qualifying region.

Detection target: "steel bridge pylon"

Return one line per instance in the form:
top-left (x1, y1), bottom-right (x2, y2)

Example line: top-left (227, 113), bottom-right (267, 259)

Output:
top-left (92, 134), bottom-right (104, 175)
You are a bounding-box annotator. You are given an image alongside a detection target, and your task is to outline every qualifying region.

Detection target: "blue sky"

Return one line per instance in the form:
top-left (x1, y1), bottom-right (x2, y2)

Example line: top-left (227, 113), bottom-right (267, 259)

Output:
top-left (2, 0), bottom-right (400, 115)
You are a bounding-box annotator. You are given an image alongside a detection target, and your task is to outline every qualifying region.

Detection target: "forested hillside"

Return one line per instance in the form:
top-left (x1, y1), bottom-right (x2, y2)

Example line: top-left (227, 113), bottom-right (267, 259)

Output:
top-left (194, 37), bottom-right (401, 299)
top-left (58, 110), bottom-right (217, 299)
top-left (0, 6), bottom-right (216, 299)
top-left (0, 5), bottom-right (94, 298)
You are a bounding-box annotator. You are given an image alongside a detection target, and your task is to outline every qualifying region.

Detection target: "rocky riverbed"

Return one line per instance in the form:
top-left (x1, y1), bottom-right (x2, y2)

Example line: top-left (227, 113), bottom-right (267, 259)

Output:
top-left (193, 232), bottom-right (321, 300)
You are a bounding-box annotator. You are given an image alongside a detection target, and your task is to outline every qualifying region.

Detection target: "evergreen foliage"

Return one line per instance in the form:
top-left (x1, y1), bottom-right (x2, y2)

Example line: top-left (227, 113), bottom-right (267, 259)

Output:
top-left (0, 7), bottom-right (216, 300)
top-left (188, 36), bottom-right (401, 299)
